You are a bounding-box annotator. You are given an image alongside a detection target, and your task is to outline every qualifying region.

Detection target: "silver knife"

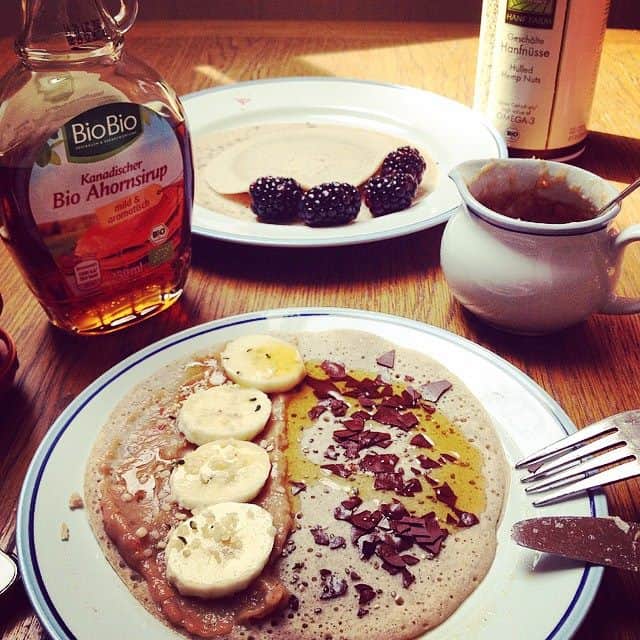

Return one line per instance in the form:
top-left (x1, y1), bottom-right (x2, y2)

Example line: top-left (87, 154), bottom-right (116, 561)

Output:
top-left (511, 516), bottom-right (640, 571)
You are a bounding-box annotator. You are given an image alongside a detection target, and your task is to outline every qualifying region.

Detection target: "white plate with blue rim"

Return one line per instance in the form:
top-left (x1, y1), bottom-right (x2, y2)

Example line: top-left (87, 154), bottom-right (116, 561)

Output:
top-left (182, 78), bottom-right (507, 247)
top-left (17, 308), bottom-right (604, 639)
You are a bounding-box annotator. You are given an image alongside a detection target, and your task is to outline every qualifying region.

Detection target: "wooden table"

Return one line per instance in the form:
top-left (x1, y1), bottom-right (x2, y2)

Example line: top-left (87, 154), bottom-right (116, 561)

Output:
top-left (1, 20), bottom-right (639, 640)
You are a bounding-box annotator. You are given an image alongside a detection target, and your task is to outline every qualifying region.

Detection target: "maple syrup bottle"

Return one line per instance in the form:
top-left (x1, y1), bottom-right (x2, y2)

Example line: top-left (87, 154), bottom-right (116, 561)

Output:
top-left (0, 0), bottom-right (193, 334)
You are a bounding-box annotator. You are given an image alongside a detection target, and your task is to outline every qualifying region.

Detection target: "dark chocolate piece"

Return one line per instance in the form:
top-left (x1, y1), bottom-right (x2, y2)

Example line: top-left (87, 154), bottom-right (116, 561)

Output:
top-left (329, 535), bottom-right (347, 549)
top-left (376, 350), bottom-right (396, 368)
top-left (321, 463), bottom-right (353, 478)
top-left (354, 583), bottom-right (376, 605)
top-left (419, 379), bottom-right (452, 403)
top-left (417, 454), bottom-right (441, 470)
top-left (410, 433), bottom-right (433, 449)
top-left (305, 375), bottom-right (340, 399)
top-left (310, 525), bottom-right (330, 546)
top-left (290, 481), bottom-right (307, 496)
top-left (319, 570), bottom-right (348, 600)
top-left (435, 482), bottom-right (457, 508)
top-left (320, 360), bottom-right (347, 380)
top-left (359, 453), bottom-right (399, 474)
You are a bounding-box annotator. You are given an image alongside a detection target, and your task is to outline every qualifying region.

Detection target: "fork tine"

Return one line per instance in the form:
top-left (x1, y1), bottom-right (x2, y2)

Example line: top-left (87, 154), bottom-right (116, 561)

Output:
top-left (524, 447), bottom-right (635, 494)
top-left (532, 459), bottom-right (640, 506)
top-left (521, 432), bottom-right (623, 482)
top-left (515, 418), bottom-right (618, 468)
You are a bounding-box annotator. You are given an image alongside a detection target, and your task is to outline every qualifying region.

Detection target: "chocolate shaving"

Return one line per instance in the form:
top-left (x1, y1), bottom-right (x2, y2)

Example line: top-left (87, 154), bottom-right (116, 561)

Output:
top-left (397, 478), bottom-right (422, 497)
top-left (341, 417), bottom-right (365, 432)
top-left (402, 387), bottom-right (421, 406)
top-left (320, 360), bottom-right (346, 380)
top-left (342, 376), bottom-right (382, 399)
top-left (325, 397), bottom-right (349, 417)
top-left (310, 525), bottom-right (330, 546)
top-left (401, 568), bottom-right (416, 588)
top-left (435, 482), bottom-right (457, 508)
top-left (446, 513), bottom-right (458, 526)
top-left (305, 376), bottom-right (340, 399)
top-left (309, 397), bottom-right (349, 420)
top-left (380, 395), bottom-right (404, 408)
top-left (417, 454), bottom-right (441, 470)
top-left (342, 440), bottom-right (362, 459)
top-left (357, 533), bottom-right (380, 559)
top-left (359, 396), bottom-right (375, 409)
top-left (374, 472), bottom-right (404, 492)
top-left (288, 595), bottom-right (300, 611)
top-left (371, 406), bottom-right (415, 431)
top-left (354, 583), bottom-right (376, 605)
top-left (399, 412), bottom-right (419, 429)
top-left (349, 509), bottom-right (383, 531)
top-left (319, 570), bottom-right (348, 600)
top-left (377, 543), bottom-right (406, 568)
top-left (329, 535), bottom-right (346, 549)
top-left (321, 463), bottom-right (353, 478)
top-left (380, 501), bottom-right (410, 521)
top-left (410, 433), bottom-right (433, 448)
top-left (333, 505), bottom-right (352, 521)
top-left (307, 405), bottom-right (327, 420)
top-left (376, 350), bottom-right (396, 368)
top-left (401, 554), bottom-right (419, 566)
top-left (341, 496), bottom-right (362, 510)
top-left (359, 453), bottom-right (399, 474)
top-left (290, 481), bottom-right (307, 495)
top-left (455, 509), bottom-right (479, 527)
top-left (357, 607), bottom-right (369, 618)
top-left (419, 379), bottom-right (452, 403)
top-left (333, 428), bottom-right (359, 441)
top-left (439, 452), bottom-right (460, 464)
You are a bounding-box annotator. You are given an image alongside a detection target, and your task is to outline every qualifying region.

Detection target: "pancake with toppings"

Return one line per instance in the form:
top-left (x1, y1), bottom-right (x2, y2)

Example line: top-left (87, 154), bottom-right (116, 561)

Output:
top-left (84, 330), bottom-right (507, 639)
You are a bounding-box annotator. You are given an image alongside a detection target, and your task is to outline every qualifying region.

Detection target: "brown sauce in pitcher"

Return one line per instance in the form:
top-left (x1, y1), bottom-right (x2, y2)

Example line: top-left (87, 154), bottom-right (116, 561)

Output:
top-left (477, 174), bottom-right (598, 224)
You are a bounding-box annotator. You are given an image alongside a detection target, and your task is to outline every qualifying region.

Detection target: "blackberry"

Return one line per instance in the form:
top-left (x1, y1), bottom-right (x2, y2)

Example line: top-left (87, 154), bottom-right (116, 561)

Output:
top-left (381, 146), bottom-right (427, 183)
top-left (363, 173), bottom-right (418, 216)
top-left (249, 176), bottom-right (303, 223)
top-left (299, 182), bottom-right (361, 227)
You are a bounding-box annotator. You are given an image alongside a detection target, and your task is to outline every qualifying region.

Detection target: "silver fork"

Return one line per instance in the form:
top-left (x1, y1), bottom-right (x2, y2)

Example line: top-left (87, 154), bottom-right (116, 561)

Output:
top-left (515, 411), bottom-right (640, 507)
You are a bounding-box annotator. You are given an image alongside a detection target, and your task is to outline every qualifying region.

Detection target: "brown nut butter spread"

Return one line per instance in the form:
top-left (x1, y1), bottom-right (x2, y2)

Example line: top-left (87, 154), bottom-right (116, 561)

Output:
top-left (97, 360), bottom-right (292, 637)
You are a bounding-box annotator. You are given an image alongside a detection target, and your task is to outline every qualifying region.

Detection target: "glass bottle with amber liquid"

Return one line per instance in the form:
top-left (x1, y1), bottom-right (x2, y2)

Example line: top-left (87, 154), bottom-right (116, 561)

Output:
top-left (0, 0), bottom-right (193, 334)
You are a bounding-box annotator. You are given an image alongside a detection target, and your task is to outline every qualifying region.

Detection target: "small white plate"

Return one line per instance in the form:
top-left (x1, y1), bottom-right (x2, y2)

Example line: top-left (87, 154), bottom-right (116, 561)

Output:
top-left (17, 308), bottom-right (604, 640)
top-left (183, 78), bottom-right (507, 247)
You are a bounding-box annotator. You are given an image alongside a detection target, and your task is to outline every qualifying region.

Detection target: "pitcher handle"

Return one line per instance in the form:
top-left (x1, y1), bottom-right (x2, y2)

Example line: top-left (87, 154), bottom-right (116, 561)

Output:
top-left (100, 0), bottom-right (138, 36)
top-left (600, 224), bottom-right (640, 314)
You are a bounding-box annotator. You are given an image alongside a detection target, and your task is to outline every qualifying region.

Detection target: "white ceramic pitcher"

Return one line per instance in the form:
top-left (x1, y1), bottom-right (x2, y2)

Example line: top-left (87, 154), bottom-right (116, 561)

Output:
top-left (441, 159), bottom-right (640, 334)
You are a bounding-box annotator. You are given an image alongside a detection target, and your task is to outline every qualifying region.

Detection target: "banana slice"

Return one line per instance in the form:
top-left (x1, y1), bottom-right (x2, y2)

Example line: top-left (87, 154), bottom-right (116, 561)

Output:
top-left (221, 334), bottom-right (306, 393)
top-left (177, 384), bottom-right (271, 445)
top-left (165, 502), bottom-right (276, 599)
top-left (170, 439), bottom-right (271, 510)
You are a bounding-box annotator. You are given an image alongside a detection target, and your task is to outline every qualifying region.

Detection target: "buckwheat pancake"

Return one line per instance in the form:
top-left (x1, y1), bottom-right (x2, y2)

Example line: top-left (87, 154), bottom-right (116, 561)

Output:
top-left (193, 123), bottom-right (439, 223)
top-left (85, 330), bottom-right (507, 640)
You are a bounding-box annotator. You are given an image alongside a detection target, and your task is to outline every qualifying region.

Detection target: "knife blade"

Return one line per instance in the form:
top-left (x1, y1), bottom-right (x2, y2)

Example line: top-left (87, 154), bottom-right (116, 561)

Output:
top-left (511, 516), bottom-right (640, 571)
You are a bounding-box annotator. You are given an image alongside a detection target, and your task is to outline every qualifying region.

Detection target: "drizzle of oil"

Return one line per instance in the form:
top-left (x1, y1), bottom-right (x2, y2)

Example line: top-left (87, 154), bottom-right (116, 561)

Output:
top-left (285, 362), bottom-right (486, 525)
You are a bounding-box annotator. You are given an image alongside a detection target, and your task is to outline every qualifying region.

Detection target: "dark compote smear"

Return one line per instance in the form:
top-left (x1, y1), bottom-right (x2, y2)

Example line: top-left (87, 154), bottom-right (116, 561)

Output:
top-left (285, 355), bottom-right (486, 602)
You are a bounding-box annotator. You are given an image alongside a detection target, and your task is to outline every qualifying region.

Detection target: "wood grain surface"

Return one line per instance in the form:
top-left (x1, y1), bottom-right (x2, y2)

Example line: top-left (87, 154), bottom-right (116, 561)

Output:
top-left (1, 19), bottom-right (640, 640)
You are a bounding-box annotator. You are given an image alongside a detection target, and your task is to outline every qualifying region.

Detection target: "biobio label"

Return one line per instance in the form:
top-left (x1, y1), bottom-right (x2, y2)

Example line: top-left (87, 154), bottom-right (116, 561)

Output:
top-left (474, 0), bottom-right (610, 159)
top-left (29, 102), bottom-right (185, 295)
